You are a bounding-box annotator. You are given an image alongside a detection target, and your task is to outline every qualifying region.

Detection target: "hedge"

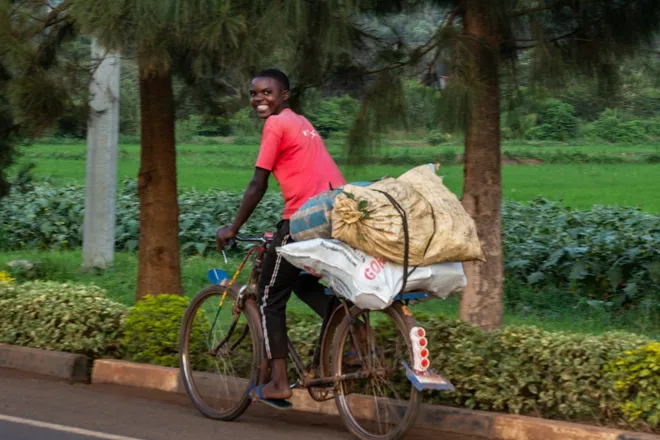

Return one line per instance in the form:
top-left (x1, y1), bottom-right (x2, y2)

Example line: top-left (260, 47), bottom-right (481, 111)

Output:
top-left (288, 310), bottom-right (657, 431)
top-left (0, 280), bottom-right (657, 431)
top-left (0, 279), bottom-right (126, 359)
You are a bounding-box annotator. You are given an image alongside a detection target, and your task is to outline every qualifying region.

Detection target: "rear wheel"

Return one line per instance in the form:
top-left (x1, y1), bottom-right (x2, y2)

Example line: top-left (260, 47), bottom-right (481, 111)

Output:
top-left (331, 303), bottom-right (421, 440)
top-left (179, 284), bottom-right (263, 421)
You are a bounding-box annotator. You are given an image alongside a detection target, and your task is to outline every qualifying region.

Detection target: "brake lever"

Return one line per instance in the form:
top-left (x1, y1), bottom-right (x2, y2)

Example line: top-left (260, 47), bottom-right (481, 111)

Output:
top-left (221, 238), bottom-right (237, 264)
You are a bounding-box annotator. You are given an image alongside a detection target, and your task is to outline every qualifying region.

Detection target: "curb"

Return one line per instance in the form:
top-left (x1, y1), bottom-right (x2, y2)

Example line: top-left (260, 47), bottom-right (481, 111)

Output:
top-left (0, 344), bottom-right (89, 382)
top-left (91, 359), bottom-right (659, 440)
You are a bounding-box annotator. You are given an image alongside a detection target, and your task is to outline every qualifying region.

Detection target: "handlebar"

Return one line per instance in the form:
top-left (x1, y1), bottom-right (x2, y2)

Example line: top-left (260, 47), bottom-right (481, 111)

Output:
top-left (221, 234), bottom-right (273, 263)
top-left (226, 235), bottom-right (271, 248)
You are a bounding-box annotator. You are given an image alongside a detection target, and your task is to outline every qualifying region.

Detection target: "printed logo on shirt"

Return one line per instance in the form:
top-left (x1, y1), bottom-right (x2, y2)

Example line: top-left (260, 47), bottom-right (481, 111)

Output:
top-left (303, 130), bottom-right (318, 138)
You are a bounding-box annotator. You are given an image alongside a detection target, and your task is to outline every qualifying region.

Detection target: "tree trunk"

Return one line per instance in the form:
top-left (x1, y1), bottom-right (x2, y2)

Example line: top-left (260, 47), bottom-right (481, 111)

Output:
top-left (136, 66), bottom-right (182, 300)
top-left (459, 0), bottom-right (503, 331)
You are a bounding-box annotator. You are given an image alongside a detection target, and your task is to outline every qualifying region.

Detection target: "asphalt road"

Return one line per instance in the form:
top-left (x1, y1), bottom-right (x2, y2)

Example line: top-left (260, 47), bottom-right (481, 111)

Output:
top-left (0, 368), bottom-right (476, 440)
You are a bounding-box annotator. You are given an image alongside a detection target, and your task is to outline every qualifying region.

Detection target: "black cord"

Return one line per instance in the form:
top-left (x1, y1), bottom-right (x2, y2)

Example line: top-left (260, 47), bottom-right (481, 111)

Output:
top-left (373, 189), bottom-right (410, 294)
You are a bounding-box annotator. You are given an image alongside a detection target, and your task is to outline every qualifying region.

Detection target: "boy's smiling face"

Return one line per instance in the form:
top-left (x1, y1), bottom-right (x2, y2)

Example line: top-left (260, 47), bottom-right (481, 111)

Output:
top-left (250, 76), bottom-right (289, 119)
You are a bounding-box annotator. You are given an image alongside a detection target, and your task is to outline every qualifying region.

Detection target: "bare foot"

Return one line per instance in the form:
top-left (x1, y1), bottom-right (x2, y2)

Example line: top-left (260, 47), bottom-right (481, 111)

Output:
top-left (254, 380), bottom-right (292, 401)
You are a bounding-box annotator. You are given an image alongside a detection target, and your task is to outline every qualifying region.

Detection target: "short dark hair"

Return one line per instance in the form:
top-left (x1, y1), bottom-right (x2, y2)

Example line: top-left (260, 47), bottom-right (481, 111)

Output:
top-left (254, 69), bottom-right (290, 91)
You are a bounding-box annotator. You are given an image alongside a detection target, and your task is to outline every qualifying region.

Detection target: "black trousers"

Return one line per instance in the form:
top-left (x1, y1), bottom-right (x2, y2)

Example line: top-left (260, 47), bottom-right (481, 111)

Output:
top-left (258, 220), bottom-right (338, 360)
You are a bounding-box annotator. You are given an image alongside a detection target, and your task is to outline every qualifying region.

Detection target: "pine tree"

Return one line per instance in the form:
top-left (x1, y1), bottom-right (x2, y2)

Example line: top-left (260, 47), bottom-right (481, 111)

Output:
top-left (68, 0), bottom-right (370, 299)
top-left (342, 0), bottom-right (660, 330)
top-left (392, 0), bottom-right (660, 330)
top-left (0, 0), bottom-right (77, 197)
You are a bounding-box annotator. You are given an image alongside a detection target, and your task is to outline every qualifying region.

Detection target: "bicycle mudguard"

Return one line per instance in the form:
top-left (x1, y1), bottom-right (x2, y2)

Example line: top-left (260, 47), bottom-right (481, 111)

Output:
top-left (207, 268), bottom-right (229, 285)
top-left (403, 362), bottom-right (455, 392)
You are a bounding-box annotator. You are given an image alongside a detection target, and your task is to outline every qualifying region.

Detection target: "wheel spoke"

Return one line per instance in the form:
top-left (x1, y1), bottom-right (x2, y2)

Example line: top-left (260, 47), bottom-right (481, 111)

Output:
top-left (332, 305), bottom-right (420, 440)
top-left (179, 285), bottom-right (261, 421)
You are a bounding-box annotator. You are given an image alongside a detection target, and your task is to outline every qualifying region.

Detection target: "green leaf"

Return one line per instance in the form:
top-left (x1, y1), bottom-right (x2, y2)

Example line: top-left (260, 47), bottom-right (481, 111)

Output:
top-left (606, 265), bottom-right (623, 288)
top-left (527, 272), bottom-right (545, 284)
top-left (542, 249), bottom-right (565, 269)
top-left (569, 261), bottom-right (587, 280)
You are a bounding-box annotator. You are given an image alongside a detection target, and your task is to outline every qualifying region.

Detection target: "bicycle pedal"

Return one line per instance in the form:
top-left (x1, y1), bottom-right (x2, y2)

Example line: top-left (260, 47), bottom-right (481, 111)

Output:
top-left (403, 362), bottom-right (455, 392)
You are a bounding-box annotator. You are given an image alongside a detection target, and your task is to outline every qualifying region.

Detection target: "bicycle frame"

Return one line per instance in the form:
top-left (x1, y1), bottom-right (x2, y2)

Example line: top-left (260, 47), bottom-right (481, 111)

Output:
top-left (212, 235), bottom-right (379, 391)
top-left (211, 234), bottom-right (455, 396)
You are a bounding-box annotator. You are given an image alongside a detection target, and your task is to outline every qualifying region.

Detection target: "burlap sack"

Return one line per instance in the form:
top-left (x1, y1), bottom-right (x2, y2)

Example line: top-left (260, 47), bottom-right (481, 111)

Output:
top-left (331, 178), bottom-right (435, 266)
top-left (331, 164), bottom-right (485, 265)
top-left (398, 164), bottom-right (485, 263)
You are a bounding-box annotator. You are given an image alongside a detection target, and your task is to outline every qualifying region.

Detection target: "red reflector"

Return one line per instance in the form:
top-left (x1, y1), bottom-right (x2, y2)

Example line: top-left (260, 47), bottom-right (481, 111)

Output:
top-left (420, 348), bottom-right (429, 358)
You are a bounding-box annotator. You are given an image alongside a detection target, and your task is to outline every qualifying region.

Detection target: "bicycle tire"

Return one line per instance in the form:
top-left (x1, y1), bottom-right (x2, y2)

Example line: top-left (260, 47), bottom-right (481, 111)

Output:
top-left (179, 284), bottom-right (263, 421)
top-left (331, 302), bottom-right (421, 440)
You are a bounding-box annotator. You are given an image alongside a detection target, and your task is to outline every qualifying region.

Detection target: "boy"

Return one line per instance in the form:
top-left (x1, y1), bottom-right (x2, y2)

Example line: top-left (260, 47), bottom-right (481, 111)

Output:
top-left (216, 69), bottom-right (346, 408)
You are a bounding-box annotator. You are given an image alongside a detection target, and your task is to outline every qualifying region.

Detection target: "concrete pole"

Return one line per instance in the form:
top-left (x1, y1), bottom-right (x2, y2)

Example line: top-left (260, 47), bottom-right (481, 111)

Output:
top-left (82, 40), bottom-right (121, 269)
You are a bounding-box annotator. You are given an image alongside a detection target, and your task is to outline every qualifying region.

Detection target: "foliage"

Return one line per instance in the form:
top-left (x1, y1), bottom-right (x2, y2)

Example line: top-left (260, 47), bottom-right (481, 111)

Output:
top-left (0, 270), bottom-right (14, 284)
top-left (1, 182), bottom-right (659, 312)
top-left (204, 309), bottom-right (656, 428)
top-left (121, 294), bottom-right (208, 368)
top-left (402, 80), bottom-right (442, 130)
top-left (0, 281), bottom-right (126, 358)
top-left (630, 88), bottom-right (660, 119)
top-left (416, 314), bottom-right (651, 423)
top-left (503, 198), bottom-right (660, 311)
top-left (594, 109), bottom-right (648, 144)
top-left (175, 115), bottom-right (203, 143)
top-left (525, 99), bottom-right (578, 141)
top-left (229, 108), bottom-right (260, 137)
top-left (286, 311), bottom-right (657, 427)
top-left (306, 95), bottom-right (360, 138)
top-left (607, 342), bottom-right (660, 429)
top-left (427, 129), bottom-right (449, 145)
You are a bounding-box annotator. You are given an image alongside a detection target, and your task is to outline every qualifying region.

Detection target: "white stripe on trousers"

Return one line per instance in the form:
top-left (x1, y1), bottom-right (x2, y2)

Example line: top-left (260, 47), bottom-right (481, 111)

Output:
top-left (261, 233), bottom-right (290, 359)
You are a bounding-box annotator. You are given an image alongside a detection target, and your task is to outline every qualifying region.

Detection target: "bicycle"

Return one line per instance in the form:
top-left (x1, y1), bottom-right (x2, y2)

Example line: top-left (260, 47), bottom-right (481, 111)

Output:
top-left (179, 233), bottom-right (454, 440)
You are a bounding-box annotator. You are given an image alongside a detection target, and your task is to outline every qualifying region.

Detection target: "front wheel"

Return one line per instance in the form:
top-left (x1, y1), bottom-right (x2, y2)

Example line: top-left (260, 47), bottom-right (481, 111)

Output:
top-left (179, 284), bottom-right (263, 421)
top-left (331, 302), bottom-right (421, 440)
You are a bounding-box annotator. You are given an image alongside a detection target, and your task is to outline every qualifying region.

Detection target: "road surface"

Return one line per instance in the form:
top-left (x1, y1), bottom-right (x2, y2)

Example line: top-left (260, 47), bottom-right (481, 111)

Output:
top-left (0, 368), bottom-right (476, 440)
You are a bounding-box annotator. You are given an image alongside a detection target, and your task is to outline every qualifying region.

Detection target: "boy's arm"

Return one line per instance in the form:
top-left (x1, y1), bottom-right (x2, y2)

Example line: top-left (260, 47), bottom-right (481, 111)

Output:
top-left (217, 118), bottom-right (282, 248)
top-left (216, 167), bottom-right (270, 248)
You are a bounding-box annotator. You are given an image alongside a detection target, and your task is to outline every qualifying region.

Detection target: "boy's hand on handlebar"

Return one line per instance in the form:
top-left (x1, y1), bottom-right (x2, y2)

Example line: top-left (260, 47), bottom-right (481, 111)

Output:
top-left (216, 226), bottom-right (237, 251)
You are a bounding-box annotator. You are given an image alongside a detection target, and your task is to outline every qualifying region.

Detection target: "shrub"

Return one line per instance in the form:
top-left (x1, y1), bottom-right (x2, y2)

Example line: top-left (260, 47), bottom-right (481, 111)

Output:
top-left (0, 270), bottom-right (15, 285)
top-left (643, 117), bottom-right (660, 139)
top-left (175, 115), bottom-right (203, 143)
top-left (427, 130), bottom-right (449, 145)
top-left (631, 88), bottom-right (660, 119)
top-left (306, 95), bottom-right (360, 138)
top-left (420, 314), bottom-right (649, 419)
top-left (526, 99), bottom-right (578, 141)
top-left (121, 294), bottom-right (208, 368)
top-left (403, 80), bottom-right (442, 130)
top-left (284, 312), bottom-right (653, 427)
top-left (229, 108), bottom-right (260, 136)
top-left (593, 109), bottom-right (647, 144)
top-left (608, 342), bottom-right (660, 429)
top-left (646, 152), bottom-right (660, 164)
top-left (0, 281), bottom-right (126, 358)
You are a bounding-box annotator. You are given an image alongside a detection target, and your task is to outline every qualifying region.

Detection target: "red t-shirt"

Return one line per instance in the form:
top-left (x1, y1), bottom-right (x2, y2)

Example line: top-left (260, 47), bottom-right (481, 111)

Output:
top-left (256, 108), bottom-right (346, 219)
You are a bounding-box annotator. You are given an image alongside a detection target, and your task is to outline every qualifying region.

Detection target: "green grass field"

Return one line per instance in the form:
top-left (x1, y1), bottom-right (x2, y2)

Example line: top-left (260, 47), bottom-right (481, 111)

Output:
top-left (14, 142), bottom-right (660, 212)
